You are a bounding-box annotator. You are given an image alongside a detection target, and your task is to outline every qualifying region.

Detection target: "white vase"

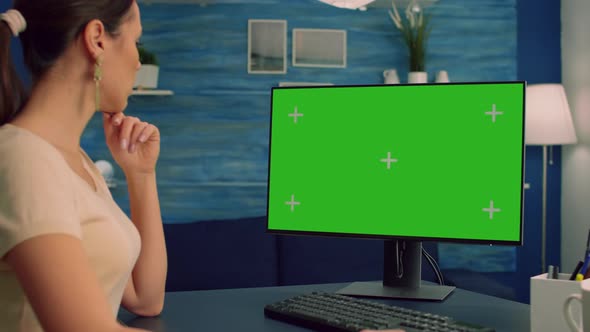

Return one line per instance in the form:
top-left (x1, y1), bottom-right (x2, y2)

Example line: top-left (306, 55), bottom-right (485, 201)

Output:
top-left (383, 69), bottom-right (400, 84)
top-left (408, 71), bottom-right (428, 84)
top-left (435, 70), bottom-right (450, 83)
top-left (134, 64), bottom-right (159, 89)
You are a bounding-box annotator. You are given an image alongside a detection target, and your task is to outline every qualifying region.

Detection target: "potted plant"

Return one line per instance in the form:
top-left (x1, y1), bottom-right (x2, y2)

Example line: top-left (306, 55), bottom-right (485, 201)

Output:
top-left (388, 0), bottom-right (432, 83)
top-left (134, 46), bottom-right (159, 89)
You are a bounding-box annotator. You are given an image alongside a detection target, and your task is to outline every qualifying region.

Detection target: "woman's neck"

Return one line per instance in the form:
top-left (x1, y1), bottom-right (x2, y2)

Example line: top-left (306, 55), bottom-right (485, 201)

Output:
top-left (12, 56), bottom-right (96, 154)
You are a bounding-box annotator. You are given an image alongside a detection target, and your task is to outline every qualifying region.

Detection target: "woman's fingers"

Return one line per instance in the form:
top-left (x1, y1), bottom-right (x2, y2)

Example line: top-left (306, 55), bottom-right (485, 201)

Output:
top-left (111, 112), bottom-right (124, 126)
top-left (128, 121), bottom-right (150, 153)
top-left (102, 112), bottom-right (124, 137)
top-left (117, 116), bottom-right (140, 152)
top-left (138, 124), bottom-right (157, 143)
top-left (103, 113), bottom-right (157, 154)
top-left (117, 116), bottom-right (157, 153)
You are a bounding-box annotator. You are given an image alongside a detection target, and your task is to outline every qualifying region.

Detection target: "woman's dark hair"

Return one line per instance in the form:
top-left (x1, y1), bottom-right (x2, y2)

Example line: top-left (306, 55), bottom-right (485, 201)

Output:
top-left (0, 0), bottom-right (135, 125)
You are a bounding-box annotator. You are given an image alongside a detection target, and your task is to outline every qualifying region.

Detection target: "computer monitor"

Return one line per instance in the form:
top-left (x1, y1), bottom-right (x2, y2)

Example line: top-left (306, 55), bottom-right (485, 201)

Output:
top-left (266, 81), bottom-right (525, 301)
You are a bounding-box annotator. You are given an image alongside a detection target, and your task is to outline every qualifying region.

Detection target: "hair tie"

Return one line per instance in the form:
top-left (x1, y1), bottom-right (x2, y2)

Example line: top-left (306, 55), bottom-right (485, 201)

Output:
top-left (0, 9), bottom-right (27, 37)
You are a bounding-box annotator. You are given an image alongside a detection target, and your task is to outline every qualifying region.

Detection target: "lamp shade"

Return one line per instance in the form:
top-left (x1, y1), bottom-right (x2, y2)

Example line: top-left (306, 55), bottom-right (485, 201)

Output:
top-left (525, 84), bottom-right (577, 145)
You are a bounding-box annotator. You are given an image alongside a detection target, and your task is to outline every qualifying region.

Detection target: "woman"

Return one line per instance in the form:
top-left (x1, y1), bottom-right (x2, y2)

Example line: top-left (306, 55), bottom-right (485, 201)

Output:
top-left (0, 1), bottom-right (167, 331)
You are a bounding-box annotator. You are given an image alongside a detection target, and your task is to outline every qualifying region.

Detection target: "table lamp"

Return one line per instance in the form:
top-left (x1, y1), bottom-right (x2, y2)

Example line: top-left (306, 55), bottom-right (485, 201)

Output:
top-left (525, 83), bottom-right (577, 273)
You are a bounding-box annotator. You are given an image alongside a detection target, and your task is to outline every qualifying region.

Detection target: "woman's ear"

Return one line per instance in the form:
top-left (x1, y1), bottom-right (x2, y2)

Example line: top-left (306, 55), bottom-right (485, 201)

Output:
top-left (82, 19), bottom-right (106, 60)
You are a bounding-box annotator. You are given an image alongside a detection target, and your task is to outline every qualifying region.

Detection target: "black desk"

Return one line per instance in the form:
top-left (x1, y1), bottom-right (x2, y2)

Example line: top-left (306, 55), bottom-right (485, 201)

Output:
top-left (118, 283), bottom-right (530, 331)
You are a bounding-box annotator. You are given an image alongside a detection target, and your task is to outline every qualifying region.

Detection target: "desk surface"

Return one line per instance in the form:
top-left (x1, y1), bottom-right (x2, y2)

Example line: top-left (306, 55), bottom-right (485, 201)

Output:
top-left (118, 283), bottom-right (530, 332)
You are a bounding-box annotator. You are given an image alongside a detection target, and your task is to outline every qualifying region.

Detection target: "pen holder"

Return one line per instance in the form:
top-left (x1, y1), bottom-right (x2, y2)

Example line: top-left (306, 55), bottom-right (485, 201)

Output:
top-left (531, 273), bottom-right (582, 332)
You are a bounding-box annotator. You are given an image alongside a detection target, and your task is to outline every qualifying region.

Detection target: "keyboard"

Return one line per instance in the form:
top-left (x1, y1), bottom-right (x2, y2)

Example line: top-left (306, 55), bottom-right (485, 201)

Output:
top-left (264, 292), bottom-right (495, 332)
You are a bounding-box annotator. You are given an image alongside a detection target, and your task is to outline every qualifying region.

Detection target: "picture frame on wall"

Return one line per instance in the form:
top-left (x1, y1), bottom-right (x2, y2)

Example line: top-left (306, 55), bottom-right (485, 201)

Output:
top-left (292, 28), bottom-right (347, 68)
top-left (247, 19), bottom-right (287, 74)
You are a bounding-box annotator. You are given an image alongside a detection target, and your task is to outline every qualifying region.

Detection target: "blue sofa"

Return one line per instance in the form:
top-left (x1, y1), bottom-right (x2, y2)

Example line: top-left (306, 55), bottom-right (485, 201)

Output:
top-left (163, 217), bottom-right (519, 301)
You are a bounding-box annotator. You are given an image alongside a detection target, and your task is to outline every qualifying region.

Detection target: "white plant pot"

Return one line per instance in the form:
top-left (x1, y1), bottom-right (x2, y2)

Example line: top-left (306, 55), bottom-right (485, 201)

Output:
top-left (408, 71), bottom-right (428, 84)
top-left (435, 70), bottom-right (450, 83)
top-left (134, 64), bottom-right (159, 89)
top-left (383, 69), bottom-right (400, 84)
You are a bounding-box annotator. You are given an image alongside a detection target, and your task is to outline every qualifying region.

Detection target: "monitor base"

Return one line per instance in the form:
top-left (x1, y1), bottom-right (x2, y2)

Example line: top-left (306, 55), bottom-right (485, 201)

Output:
top-left (336, 281), bottom-right (455, 301)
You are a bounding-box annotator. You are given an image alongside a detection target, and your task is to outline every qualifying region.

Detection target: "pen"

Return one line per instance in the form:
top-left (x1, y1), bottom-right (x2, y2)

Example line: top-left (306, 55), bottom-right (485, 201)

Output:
top-left (570, 260), bottom-right (584, 280)
top-left (577, 253), bottom-right (590, 280)
top-left (576, 229), bottom-right (590, 280)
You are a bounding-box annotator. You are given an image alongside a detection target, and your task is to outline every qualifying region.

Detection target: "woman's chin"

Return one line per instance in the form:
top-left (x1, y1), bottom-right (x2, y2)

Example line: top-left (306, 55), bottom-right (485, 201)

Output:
top-left (100, 102), bottom-right (127, 114)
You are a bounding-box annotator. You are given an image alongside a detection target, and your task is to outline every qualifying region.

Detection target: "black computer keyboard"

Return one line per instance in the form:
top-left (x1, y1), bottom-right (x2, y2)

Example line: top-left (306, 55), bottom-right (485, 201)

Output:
top-left (264, 292), bottom-right (495, 332)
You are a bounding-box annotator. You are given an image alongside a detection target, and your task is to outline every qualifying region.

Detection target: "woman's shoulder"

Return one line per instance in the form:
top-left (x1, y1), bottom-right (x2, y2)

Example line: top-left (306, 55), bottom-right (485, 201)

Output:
top-left (0, 124), bottom-right (69, 177)
top-left (0, 124), bottom-right (63, 160)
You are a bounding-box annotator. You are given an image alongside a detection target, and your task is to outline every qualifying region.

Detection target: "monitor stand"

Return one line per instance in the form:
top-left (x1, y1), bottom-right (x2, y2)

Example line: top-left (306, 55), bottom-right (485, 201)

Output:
top-left (336, 240), bottom-right (455, 301)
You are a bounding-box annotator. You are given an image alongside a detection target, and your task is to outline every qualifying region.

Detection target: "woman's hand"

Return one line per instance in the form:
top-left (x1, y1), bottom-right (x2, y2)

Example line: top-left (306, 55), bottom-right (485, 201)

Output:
top-left (103, 112), bottom-right (160, 175)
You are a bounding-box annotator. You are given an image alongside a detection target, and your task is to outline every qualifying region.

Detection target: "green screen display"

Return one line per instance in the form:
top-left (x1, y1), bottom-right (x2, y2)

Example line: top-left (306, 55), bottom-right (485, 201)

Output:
top-left (267, 82), bottom-right (525, 244)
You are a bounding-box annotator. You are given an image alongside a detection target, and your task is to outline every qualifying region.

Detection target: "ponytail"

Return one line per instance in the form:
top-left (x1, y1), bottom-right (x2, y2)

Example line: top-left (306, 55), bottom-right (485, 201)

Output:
top-left (0, 22), bottom-right (26, 126)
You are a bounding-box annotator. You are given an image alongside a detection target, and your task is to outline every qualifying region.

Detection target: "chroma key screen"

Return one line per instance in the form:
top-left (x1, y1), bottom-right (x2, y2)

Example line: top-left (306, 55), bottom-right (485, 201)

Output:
top-left (266, 82), bottom-right (525, 245)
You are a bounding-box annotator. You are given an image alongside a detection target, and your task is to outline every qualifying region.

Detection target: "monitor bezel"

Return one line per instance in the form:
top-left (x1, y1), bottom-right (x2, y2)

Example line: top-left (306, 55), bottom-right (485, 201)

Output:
top-left (265, 81), bottom-right (526, 247)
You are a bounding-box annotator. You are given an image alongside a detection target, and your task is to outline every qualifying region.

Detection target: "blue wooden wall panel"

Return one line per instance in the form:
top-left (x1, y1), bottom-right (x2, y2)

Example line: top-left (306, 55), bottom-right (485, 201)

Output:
top-left (80, 0), bottom-right (517, 223)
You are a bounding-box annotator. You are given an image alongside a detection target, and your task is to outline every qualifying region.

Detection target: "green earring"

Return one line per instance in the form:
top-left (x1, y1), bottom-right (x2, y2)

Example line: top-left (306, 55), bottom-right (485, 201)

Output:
top-left (94, 57), bottom-right (103, 112)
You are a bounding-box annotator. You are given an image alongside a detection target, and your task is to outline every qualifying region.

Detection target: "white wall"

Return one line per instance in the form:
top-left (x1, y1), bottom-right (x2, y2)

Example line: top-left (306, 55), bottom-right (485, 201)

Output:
top-left (561, 0), bottom-right (590, 271)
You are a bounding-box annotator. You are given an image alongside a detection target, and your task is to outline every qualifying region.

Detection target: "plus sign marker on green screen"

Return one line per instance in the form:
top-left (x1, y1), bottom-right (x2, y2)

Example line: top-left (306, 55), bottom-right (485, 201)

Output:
top-left (267, 82), bottom-right (525, 244)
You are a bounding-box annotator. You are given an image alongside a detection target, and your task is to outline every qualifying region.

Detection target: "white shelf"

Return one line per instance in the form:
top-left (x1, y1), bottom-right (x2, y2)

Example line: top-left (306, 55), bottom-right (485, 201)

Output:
top-left (131, 89), bottom-right (174, 96)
